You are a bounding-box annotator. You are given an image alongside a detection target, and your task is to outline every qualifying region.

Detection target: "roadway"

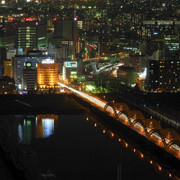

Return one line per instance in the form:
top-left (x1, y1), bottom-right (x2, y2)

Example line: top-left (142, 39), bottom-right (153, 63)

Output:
top-left (58, 82), bottom-right (180, 160)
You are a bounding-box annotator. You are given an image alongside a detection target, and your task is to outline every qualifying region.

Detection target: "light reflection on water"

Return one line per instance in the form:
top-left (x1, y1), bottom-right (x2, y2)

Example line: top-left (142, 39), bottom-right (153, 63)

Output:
top-left (16, 114), bottom-right (58, 144)
top-left (87, 115), bottom-right (180, 180)
top-left (1, 114), bottom-right (179, 180)
top-left (41, 118), bottom-right (54, 138)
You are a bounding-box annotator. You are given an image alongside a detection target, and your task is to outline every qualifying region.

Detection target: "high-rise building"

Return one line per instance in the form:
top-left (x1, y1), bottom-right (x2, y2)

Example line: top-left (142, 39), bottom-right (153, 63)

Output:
top-left (145, 55), bottom-right (180, 93)
top-left (22, 64), bottom-right (37, 92)
top-left (144, 59), bottom-right (159, 92)
top-left (142, 20), bottom-right (177, 39)
top-left (3, 60), bottom-right (12, 78)
top-left (53, 20), bottom-right (77, 58)
top-left (17, 25), bottom-right (37, 50)
top-left (16, 21), bottom-right (47, 54)
top-left (159, 55), bottom-right (180, 92)
top-left (62, 61), bottom-right (77, 82)
top-left (37, 59), bottom-right (59, 90)
top-left (0, 47), bottom-right (6, 78)
top-left (54, 20), bottom-right (77, 41)
top-left (13, 52), bottom-right (51, 89)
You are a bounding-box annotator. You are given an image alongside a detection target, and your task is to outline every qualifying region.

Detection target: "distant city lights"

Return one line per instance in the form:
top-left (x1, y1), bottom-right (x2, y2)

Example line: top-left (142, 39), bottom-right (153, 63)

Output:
top-left (1, 0), bottom-right (5, 4)
top-left (42, 59), bottom-right (54, 64)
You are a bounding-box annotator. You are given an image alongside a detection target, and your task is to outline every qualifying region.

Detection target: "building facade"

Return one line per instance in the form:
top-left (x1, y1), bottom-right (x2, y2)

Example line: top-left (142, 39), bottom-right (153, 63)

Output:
top-left (0, 76), bottom-right (15, 94)
top-left (13, 54), bottom-right (51, 89)
top-left (16, 21), bottom-right (47, 54)
top-left (22, 66), bottom-right (37, 92)
top-left (37, 62), bottom-right (59, 90)
top-left (3, 60), bottom-right (12, 78)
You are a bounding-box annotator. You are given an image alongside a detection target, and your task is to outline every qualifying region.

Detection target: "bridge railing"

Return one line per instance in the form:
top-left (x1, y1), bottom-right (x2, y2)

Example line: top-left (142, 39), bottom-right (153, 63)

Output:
top-left (104, 102), bottom-right (180, 159)
top-left (113, 93), bottom-right (180, 130)
top-left (142, 105), bottom-right (180, 129)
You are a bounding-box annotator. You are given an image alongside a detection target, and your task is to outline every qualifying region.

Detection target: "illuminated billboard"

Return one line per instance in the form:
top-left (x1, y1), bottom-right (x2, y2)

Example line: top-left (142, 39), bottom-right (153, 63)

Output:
top-left (42, 59), bottom-right (54, 64)
top-left (24, 62), bottom-right (32, 67)
top-left (64, 61), bottom-right (77, 68)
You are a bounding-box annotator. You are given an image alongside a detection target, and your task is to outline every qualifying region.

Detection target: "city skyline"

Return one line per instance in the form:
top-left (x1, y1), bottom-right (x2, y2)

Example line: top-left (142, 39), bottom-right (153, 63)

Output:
top-left (0, 0), bottom-right (179, 179)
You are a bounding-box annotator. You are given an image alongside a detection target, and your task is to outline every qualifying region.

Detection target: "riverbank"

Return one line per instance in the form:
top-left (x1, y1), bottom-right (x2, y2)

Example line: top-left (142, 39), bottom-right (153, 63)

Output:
top-left (0, 94), bottom-right (88, 115)
top-left (73, 95), bottom-right (180, 174)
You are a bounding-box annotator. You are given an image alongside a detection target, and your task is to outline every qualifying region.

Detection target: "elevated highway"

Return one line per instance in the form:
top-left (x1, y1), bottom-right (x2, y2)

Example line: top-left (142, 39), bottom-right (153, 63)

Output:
top-left (58, 82), bottom-right (180, 161)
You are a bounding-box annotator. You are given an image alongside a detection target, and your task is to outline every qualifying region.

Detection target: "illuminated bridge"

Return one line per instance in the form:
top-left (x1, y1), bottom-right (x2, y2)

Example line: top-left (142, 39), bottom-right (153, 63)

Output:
top-left (58, 82), bottom-right (180, 160)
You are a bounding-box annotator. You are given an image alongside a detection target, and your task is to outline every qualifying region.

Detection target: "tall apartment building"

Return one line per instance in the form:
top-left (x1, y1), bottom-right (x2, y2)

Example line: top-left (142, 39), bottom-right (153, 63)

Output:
top-left (16, 21), bottom-right (47, 54)
top-left (0, 47), bottom-right (6, 78)
top-left (145, 55), bottom-right (180, 92)
top-left (144, 59), bottom-right (159, 92)
top-left (159, 56), bottom-right (180, 92)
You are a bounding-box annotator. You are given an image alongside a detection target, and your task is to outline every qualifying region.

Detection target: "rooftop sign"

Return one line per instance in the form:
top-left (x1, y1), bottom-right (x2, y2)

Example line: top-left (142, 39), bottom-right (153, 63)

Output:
top-left (64, 61), bottom-right (77, 68)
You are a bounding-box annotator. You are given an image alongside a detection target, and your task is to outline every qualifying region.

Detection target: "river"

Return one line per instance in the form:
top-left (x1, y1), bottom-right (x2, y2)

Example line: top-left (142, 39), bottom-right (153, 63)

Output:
top-left (0, 113), bottom-right (176, 180)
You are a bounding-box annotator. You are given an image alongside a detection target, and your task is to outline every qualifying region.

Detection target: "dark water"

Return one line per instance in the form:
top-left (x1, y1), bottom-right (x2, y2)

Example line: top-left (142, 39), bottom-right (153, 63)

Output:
top-left (1, 114), bottom-right (177, 180)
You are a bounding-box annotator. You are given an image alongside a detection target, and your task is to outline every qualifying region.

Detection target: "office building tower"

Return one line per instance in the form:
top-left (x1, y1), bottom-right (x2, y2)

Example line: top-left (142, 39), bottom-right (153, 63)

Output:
top-left (16, 21), bottom-right (47, 54)
top-left (22, 63), bottom-right (37, 91)
top-left (0, 47), bottom-right (6, 78)
top-left (37, 59), bottom-right (59, 90)
top-left (3, 60), bottom-right (12, 78)
top-left (54, 20), bottom-right (77, 41)
top-left (54, 20), bottom-right (77, 58)
top-left (13, 52), bottom-right (51, 89)
top-left (159, 55), bottom-right (180, 92)
top-left (144, 59), bottom-right (159, 92)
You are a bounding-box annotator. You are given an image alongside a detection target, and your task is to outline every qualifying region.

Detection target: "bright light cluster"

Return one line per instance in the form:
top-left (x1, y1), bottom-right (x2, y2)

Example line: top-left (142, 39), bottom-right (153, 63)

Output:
top-left (58, 82), bottom-right (180, 159)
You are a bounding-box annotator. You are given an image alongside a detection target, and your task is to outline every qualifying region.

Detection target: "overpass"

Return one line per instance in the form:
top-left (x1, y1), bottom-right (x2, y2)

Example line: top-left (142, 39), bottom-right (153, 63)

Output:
top-left (58, 82), bottom-right (180, 160)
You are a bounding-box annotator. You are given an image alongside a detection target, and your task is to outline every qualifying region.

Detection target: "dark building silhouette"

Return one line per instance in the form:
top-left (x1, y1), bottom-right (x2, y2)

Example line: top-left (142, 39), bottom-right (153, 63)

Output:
top-left (0, 47), bottom-right (6, 78)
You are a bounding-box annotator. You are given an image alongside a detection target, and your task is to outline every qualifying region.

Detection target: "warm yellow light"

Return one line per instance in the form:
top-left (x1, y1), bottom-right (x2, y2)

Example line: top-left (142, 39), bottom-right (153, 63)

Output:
top-left (158, 166), bottom-right (162, 171)
top-left (37, 63), bottom-right (58, 89)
